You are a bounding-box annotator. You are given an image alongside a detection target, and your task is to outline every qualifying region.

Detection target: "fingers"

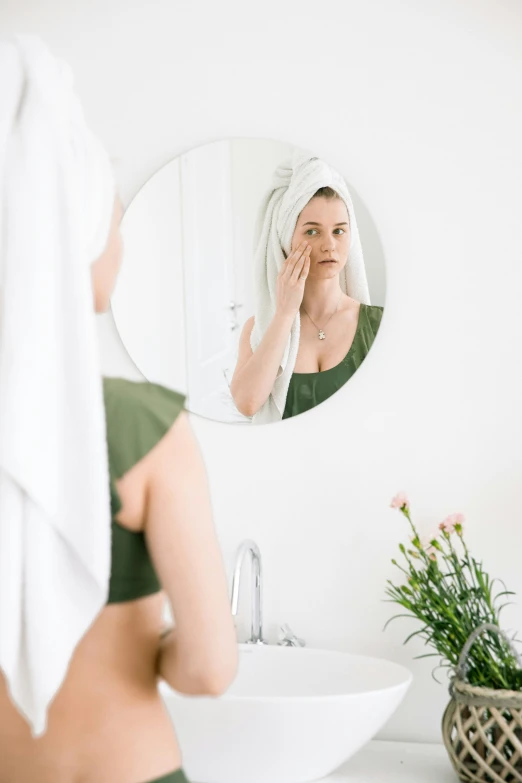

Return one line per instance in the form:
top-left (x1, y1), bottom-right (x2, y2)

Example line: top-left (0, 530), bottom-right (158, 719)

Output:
top-left (290, 245), bottom-right (311, 283)
top-left (280, 240), bottom-right (309, 278)
top-left (300, 254), bottom-right (311, 282)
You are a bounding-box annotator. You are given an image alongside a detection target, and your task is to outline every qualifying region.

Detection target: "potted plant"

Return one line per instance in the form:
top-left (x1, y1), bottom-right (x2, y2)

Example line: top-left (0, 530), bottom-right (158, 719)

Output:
top-left (386, 493), bottom-right (522, 783)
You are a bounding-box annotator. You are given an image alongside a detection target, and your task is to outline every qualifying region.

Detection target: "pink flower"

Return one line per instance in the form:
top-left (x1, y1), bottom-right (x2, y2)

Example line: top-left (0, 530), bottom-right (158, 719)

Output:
top-left (390, 492), bottom-right (409, 511)
top-left (439, 513), bottom-right (465, 534)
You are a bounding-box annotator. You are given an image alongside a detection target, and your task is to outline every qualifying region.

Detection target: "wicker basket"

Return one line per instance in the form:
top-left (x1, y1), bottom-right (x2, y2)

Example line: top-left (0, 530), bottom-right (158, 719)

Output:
top-left (442, 624), bottom-right (522, 783)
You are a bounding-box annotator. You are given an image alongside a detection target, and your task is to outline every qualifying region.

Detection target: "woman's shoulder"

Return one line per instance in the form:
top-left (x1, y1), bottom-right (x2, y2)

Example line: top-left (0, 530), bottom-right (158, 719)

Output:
top-left (361, 302), bottom-right (383, 326)
top-left (353, 303), bottom-right (383, 341)
top-left (103, 377), bottom-right (186, 480)
top-left (103, 376), bottom-right (185, 408)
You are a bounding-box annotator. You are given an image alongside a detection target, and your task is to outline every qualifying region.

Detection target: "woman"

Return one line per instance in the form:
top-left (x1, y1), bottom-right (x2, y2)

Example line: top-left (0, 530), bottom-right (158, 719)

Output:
top-left (0, 38), bottom-right (237, 783)
top-left (231, 152), bottom-right (383, 423)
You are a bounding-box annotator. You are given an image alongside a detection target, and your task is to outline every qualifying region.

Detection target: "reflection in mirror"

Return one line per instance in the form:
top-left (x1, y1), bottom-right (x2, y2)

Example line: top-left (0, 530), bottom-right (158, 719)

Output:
top-left (112, 140), bottom-right (385, 425)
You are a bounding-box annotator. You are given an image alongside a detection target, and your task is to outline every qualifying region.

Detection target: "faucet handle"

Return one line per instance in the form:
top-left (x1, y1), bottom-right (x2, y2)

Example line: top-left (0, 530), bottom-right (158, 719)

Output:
top-left (278, 623), bottom-right (306, 647)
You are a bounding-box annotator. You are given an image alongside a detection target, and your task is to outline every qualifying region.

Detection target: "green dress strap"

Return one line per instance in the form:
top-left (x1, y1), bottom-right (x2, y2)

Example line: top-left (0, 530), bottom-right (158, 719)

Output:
top-left (103, 378), bottom-right (186, 501)
top-left (102, 378), bottom-right (186, 603)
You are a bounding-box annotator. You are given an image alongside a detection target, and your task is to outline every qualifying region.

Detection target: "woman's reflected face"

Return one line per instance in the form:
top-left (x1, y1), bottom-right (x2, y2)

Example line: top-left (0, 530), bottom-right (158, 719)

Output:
top-left (291, 196), bottom-right (351, 280)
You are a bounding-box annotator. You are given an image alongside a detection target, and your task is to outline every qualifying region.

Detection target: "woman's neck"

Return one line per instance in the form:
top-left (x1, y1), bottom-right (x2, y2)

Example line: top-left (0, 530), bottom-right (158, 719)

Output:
top-left (300, 277), bottom-right (344, 321)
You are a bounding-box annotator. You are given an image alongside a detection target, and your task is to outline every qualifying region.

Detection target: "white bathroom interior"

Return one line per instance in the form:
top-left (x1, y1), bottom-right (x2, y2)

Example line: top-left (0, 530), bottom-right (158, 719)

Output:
top-left (3, 1), bottom-right (522, 781)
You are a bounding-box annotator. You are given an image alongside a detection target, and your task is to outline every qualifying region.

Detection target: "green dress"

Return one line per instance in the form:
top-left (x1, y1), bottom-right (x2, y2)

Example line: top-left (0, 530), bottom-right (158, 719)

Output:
top-left (282, 303), bottom-right (383, 419)
top-left (102, 377), bottom-right (186, 604)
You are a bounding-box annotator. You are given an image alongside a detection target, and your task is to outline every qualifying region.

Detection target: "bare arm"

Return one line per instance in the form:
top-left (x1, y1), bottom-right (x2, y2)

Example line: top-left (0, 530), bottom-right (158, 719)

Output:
top-left (142, 411), bottom-right (238, 695)
top-left (229, 313), bottom-right (294, 417)
top-left (230, 240), bottom-right (311, 417)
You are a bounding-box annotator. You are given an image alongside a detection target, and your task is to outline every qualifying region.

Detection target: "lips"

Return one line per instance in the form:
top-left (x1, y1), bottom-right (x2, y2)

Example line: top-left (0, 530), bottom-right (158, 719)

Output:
top-left (319, 259), bottom-right (337, 264)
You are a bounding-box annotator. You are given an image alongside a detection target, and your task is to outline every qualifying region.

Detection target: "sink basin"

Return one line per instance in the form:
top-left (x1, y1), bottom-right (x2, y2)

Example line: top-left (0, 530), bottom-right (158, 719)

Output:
top-left (159, 643), bottom-right (412, 783)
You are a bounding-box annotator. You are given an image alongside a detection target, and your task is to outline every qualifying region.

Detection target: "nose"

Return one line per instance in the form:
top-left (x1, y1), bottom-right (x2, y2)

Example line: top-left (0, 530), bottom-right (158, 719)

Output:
top-left (321, 236), bottom-right (336, 253)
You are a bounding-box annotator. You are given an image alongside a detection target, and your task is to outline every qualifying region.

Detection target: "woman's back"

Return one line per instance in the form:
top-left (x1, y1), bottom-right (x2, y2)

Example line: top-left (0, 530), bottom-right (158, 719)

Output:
top-left (0, 591), bottom-right (176, 783)
top-left (0, 378), bottom-right (238, 783)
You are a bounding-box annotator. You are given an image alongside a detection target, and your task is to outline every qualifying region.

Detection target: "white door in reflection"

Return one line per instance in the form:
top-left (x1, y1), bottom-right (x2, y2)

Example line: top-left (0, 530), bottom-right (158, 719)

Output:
top-left (180, 141), bottom-right (239, 420)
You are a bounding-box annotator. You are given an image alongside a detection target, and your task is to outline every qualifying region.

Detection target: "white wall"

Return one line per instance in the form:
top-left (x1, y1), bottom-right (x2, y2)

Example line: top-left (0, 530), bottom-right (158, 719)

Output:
top-left (3, 0), bottom-right (522, 744)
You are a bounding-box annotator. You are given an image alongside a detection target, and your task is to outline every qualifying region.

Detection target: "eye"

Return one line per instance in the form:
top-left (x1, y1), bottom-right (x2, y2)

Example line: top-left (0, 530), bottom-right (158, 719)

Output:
top-left (306, 229), bottom-right (318, 236)
top-left (334, 228), bottom-right (345, 235)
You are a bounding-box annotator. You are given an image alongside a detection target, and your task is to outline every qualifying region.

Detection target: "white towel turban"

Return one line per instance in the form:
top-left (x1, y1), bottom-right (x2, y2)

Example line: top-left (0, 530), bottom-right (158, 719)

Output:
top-left (250, 147), bottom-right (370, 425)
top-left (0, 35), bottom-right (115, 736)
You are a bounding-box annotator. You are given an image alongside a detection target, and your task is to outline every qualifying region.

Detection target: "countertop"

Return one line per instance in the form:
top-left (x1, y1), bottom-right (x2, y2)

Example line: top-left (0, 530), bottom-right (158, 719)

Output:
top-left (319, 740), bottom-right (456, 782)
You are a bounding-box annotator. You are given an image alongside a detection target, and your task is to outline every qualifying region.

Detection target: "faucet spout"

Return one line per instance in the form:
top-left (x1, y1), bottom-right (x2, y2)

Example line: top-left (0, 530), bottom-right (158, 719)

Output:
top-left (230, 539), bottom-right (266, 645)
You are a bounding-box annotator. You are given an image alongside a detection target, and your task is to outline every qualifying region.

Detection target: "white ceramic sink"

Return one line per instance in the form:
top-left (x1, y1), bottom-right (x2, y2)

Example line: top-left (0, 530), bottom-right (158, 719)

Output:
top-left (159, 643), bottom-right (412, 783)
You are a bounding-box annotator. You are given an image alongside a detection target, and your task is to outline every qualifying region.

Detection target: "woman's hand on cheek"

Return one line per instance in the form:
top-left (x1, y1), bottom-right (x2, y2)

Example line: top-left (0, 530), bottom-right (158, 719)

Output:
top-left (275, 241), bottom-right (311, 320)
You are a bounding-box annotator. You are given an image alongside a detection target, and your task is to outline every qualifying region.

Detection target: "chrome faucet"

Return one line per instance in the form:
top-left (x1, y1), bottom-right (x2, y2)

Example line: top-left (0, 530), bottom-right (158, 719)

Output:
top-left (230, 539), bottom-right (268, 645)
top-left (230, 539), bottom-right (306, 648)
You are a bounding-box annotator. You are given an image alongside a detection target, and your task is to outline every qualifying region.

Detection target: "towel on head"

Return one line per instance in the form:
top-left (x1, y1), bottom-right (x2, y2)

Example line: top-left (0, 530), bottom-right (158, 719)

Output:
top-left (249, 148), bottom-right (370, 424)
top-left (0, 35), bottom-right (115, 736)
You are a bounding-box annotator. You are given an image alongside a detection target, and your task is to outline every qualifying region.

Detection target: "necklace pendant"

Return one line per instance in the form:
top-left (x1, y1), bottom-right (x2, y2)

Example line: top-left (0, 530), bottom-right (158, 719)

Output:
top-left (318, 330), bottom-right (326, 340)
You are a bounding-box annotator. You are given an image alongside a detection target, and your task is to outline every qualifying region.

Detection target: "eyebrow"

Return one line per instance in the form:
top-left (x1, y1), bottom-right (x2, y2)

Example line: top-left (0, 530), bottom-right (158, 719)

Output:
top-left (302, 221), bottom-right (349, 226)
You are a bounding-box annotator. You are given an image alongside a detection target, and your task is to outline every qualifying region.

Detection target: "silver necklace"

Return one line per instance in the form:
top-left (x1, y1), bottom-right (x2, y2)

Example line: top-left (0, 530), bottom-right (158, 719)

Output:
top-left (301, 294), bottom-right (342, 340)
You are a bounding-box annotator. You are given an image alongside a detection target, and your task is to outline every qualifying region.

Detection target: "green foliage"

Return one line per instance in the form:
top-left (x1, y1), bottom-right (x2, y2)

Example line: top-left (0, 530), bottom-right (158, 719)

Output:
top-left (386, 504), bottom-right (522, 690)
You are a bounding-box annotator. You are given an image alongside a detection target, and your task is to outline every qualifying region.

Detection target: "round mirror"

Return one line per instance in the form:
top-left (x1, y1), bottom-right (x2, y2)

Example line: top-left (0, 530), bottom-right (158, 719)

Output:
top-left (112, 139), bottom-right (386, 425)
